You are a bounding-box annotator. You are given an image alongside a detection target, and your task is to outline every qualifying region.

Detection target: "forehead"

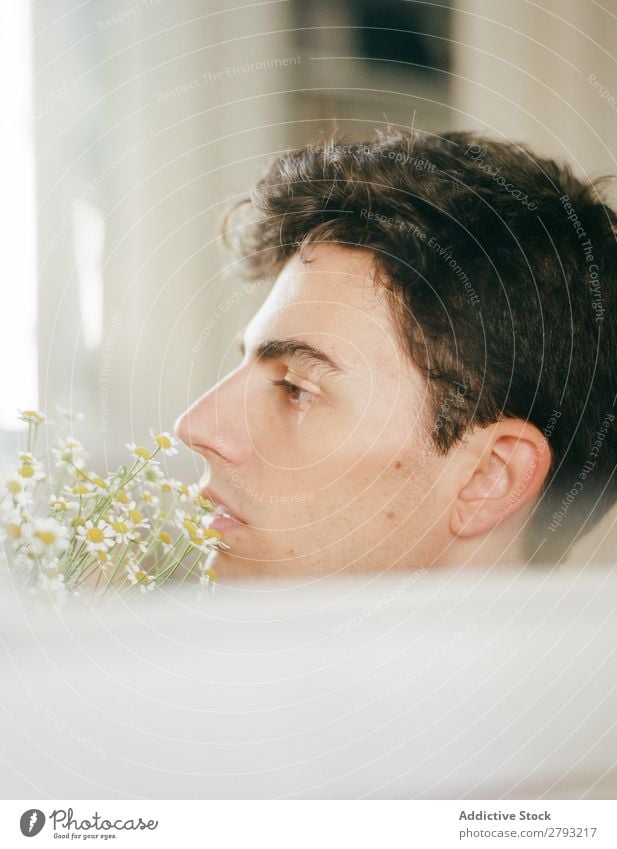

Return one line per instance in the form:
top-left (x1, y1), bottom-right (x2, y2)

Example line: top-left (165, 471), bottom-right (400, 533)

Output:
top-left (244, 244), bottom-right (402, 371)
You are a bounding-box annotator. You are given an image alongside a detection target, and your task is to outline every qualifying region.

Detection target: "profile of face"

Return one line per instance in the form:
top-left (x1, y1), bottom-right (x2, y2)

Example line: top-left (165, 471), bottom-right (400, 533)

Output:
top-left (175, 244), bottom-right (550, 579)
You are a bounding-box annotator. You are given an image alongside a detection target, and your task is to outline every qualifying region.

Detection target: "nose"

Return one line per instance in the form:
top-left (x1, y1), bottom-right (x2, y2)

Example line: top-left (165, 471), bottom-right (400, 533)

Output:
top-left (174, 370), bottom-right (249, 463)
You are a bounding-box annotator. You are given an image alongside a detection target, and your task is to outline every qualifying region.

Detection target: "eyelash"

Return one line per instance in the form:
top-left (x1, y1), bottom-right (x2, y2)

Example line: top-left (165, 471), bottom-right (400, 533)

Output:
top-left (269, 378), bottom-right (316, 408)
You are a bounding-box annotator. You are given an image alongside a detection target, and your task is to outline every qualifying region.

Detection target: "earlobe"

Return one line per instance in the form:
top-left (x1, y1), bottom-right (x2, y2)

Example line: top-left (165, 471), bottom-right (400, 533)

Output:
top-left (450, 424), bottom-right (551, 539)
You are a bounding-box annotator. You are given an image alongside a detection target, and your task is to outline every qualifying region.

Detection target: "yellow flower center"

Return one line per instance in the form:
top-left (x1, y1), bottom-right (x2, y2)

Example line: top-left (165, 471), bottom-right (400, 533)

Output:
top-left (18, 465), bottom-right (35, 478)
top-left (92, 476), bottom-right (107, 489)
top-left (158, 531), bottom-right (172, 545)
top-left (112, 521), bottom-right (128, 534)
top-left (134, 569), bottom-right (149, 584)
top-left (154, 434), bottom-right (172, 449)
top-left (7, 523), bottom-right (21, 540)
top-left (7, 480), bottom-right (22, 494)
top-left (22, 410), bottom-right (44, 423)
top-left (203, 529), bottom-right (222, 541)
top-left (35, 530), bottom-right (58, 545)
top-left (71, 517), bottom-right (85, 527)
top-left (129, 509), bottom-right (142, 524)
top-left (87, 528), bottom-right (105, 543)
top-left (183, 519), bottom-right (198, 535)
top-left (51, 500), bottom-right (67, 511)
top-left (204, 567), bottom-right (218, 581)
top-left (134, 447), bottom-right (151, 459)
top-left (72, 485), bottom-right (90, 495)
top-left (115, 490), bottom-right (129, 504)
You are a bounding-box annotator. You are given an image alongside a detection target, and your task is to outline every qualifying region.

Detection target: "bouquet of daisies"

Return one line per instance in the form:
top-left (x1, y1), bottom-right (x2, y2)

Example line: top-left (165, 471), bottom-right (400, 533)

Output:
top-left (0, 410), bottom-right (229, 604)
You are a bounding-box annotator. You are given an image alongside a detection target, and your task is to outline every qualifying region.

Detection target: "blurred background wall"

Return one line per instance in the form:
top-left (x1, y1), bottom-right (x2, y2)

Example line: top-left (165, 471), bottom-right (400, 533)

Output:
top-left (1, 0), bottom-right (616, 561)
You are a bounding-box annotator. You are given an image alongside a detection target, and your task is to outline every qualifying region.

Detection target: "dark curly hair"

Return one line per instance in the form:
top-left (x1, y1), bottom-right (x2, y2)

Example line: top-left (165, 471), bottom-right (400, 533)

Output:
top-left (221, 130), bottom-right (617, 564)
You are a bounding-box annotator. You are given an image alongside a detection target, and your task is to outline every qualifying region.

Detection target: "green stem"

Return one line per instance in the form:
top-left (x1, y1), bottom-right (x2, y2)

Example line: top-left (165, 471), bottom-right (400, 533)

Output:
top-left (98, 543), bottom-right (131, 599)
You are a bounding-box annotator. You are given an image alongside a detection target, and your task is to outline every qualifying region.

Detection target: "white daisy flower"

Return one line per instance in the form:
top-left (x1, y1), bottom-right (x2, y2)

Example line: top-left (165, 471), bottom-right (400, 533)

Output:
top-left (109, 517), bottom-right (140, 546)
top-left (17, 409), bottom-right (46, 425)
top-left (141, 489), bottom-right (160, 508)
top-left (89, 474), bottom-right (109, 492)
top-left (176, 511), bottom-right (228, 552)
top-left (197, 552), bottom-right (219, 592)
top-left (76, 519), bottom-right (116, 554)
top-left (52, 436), bottom-right (87, 468)
top-left (0, 509), bottom-right (29, 545)
top-left (156, 529), bottom-right (175, 553)
top-left (65, 480), bottom-right (96, 498)
top-left (31, 517), bottom-right (69, 559)
top-left (49, 494), bottom-right (73, 513)
top-left (38, 564), bottom-right (67, 604)
top-left (126, 443), bottom-right (153, 461)
top-left (3, 475), bottom-right (32, 507)
top-left (16, 456), bottom-right (46, 484)
top-left (121, 502), bottom-right (150, 531)
top-left (150, 430), bottom-right (179, 456)
top-left (171, 480), bottom-right (193, 501)
top-left (126, 563), bottom-right (156, 593)
top-left (142, 464), bottom-right (164, 484)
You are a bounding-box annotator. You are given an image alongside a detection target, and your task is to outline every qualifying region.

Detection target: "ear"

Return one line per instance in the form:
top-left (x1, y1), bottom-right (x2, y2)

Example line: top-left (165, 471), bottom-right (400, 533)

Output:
top-left (450, 420), bottom-right (552, 539)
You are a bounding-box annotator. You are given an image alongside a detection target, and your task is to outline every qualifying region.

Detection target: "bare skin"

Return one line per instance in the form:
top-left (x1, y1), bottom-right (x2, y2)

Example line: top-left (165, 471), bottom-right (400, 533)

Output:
top-left (175, 244), bottom-right (550, 580)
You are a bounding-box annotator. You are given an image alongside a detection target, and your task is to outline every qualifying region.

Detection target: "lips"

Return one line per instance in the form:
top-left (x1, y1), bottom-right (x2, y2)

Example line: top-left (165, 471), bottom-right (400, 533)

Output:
top-left (201, 487), bottom-right (246, 525)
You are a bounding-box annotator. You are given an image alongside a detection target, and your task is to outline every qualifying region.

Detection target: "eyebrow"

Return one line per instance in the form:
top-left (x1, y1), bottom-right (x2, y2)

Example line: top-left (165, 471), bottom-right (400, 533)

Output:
top-left (237, 332), bottom-right (345, 375)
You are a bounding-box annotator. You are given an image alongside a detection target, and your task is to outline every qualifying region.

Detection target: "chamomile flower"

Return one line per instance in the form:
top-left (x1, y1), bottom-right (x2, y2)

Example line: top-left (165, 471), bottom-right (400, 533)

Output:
top-left (17, 409), bottom-right (46, 425)
top-left (76, 519), bottom-right (116, 554)
top-left (171, 479), bottom-right (194, 502)
top-left (176, 511), bottom-right (225, 551)
top-left (31, 517), bottom-right (69, 559)
top-left (150, 430), bottom-right (179, 456)
top-left (157, 529), bottom-right (175, 552)
top-left (65, 481), bottom-right (96, 498)
top-left (0, 509), bottom-right (28, 544)
top-left (38, 564), bottom-right (67, 604)
top-left (52, 436), bottom-right (87, 468)
top-left (126, 563), bottom-right (156, 593)
top-left (199, 563), bottom-right (218, 587)
top-left (4, 476), bottom-right (23, 497)
top-left (113, 488), bottom-right (131, 506)
top-left (121, 502), bottom-right (150, 531)
top-left (49, 494), bottom-right (72, 513)
top-left (89, 474), bottom-right (108, 492)
top-left (16, 455), bottom-right (46, 483)
top-left (109, 518), bottom-right (137, 546)
top-left (2, 407), bottom-right (229, 600)
top-left (193, 491), bottom-right (215, 513)
top-left (3, 475), bottom-right (32, 507)
top-left (126, 443), bottom-right (153, 461)
top-left (142, 463), bottom-right (165, 485)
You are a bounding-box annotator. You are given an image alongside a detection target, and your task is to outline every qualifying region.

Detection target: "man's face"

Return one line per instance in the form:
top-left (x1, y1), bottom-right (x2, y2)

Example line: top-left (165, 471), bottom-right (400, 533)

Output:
top-left (175, 244), bottom-right (454, 579)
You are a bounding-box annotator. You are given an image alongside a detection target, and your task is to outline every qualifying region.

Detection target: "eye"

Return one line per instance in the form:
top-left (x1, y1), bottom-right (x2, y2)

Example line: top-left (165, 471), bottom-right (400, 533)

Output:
top-left (269, 378), bottom-right (316, 411)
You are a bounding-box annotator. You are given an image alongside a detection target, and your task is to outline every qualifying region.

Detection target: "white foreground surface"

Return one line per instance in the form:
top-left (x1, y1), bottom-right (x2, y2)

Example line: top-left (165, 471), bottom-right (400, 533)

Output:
top-left (0, 566), bottom-right (616, 799)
